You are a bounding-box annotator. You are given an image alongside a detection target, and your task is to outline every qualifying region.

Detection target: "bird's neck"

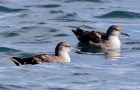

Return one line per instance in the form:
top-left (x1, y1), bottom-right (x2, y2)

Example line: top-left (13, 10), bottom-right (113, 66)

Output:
top-left (106, 31), bottom-right (120, 39)
top-left (57, 51), bottom-right (70, 62)
top-left (108, 35), bottom-right (119, 40)
top-left (108, 36), bottom-right (121, 48)
top-left (102, 34), bottom-right (121, 49)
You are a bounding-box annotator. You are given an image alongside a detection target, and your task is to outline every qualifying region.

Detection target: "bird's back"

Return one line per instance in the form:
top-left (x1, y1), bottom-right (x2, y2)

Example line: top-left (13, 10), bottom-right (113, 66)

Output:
top-left (72, 27), bottom-right (106, 44)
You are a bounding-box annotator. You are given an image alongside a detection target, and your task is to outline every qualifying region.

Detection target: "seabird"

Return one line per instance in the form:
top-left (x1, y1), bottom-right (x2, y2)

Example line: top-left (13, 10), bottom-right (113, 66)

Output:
top-left (10, 42), bottom-right (74, 66)
top-left (72, 25), bottom-right (129, 49)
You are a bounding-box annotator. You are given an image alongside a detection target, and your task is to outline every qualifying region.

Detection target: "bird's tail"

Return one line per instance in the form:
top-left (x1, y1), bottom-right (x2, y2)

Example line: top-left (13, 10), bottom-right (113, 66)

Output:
top-left (10, 57), bottom-right (24, 66)
top-left (71, 27), bottom-right (85, 40)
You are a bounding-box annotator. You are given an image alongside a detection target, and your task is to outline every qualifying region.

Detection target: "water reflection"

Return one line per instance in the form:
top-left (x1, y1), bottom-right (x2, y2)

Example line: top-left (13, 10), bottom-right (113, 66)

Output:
top-left (76, 42), bottom-right (121, 60)
top-left (103, 49), bottom-right (121, 60)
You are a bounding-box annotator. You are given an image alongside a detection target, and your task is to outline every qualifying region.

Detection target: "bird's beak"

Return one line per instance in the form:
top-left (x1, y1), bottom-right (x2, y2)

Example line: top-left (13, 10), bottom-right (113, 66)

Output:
top-left (73, 48), bottom-right (80, 52)
top-left (121, 32), bottom-right (130, 37)
top-left (71, 46), bottom-right (80, 52)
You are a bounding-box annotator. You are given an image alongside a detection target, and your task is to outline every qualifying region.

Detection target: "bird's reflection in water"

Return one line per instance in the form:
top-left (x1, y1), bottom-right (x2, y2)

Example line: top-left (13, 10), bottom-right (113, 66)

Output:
top-left (76, 42), bottom-right (121, 60)
top-left (103, 49), bottom-right (121, 60)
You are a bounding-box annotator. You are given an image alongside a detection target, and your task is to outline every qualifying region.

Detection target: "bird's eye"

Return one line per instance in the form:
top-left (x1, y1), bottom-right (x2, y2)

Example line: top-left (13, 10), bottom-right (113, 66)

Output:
top-left (66, 46), bottom-right (70, 47)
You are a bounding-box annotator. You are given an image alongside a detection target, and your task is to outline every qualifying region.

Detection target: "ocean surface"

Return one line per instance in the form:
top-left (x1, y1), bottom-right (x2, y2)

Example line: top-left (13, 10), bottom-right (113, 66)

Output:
top-left (0, 0), bottom-right (140, 90)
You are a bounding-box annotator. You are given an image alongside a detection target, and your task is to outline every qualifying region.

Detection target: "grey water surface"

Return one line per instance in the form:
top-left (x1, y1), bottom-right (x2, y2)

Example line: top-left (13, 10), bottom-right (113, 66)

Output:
top-left (0, 0), bottom-right (140, 90)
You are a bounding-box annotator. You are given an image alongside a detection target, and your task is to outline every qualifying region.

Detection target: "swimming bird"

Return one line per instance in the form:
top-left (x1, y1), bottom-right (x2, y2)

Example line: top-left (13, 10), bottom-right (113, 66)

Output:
top-left (10, 42), bottom-right (74, 66)
top-left (72, 25), bottom-right (129, 49)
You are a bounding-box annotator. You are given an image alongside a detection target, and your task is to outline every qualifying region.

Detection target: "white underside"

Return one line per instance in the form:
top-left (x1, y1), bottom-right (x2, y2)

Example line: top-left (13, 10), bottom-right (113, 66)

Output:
top-left (59, 51), bottom-right (70, 62)
top-left (102, 36), bottom-right (121, 50)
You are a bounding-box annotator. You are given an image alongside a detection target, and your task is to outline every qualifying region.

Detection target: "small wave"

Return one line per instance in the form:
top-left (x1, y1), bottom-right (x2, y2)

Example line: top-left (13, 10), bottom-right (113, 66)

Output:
top-left (132, 47), bottom-right (140, 51)
top-left (18, 13), bottom-right (28, 17)
top-left (21, 26), bottom-right (37, 30)
top-left (50, 18), bottom-right (78, 22)
top-left (65, 0), bottom-right (102, 3)
top-left (0, 32), bottom-right (19, 38)
top-left (25, 4), bottom-right (61, 8)
top-left (48, 88), bottom-right (69, 90)
top-left (54, 34), bottom-right (70, 37)
top-left (38, 22), bottom-right (46, 24)
top-left (73, 73), bottom-right (90, 76)
top-left (51, 13), bottom-right (81, 22)
top-left (124, 40), bottom-right (140, 45)
top-left (50, 12), bottom-right (88, 22)
top-left (59, 13), bottom-right (78, 18)
top-left (49, 10), bottom-right (64, 14)
top-left (0, 47), bottom-right (20, 53)
top-left (0, 6), bottom-right (27, 13)
top-left (0, 84), bottom-right (9, 90)
top-left (96, 11), bottom-right (140, 18)
top-left (37, 4), bottom-right (61, 8)
top-left (0, 84), bottom-right (29, 90)
top-left (49, 13), bottom-right (78, 21)
top-left (49, 28), bottom-right (58, 32)
top-left (0, 13), bottom-right (20, 19)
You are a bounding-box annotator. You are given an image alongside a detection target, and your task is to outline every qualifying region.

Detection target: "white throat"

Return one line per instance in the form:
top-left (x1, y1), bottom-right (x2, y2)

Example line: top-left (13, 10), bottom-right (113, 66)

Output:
top-left (59, 51), bottom-right (70, 62)
top-left (108, 36), bottom-right (121, 49)
top-left (110, 31), bottom-right (120, 37)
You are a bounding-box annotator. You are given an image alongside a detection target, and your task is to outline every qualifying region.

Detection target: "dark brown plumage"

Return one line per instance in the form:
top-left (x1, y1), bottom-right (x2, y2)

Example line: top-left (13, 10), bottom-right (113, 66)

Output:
top-left (72, 27), bottom-right (106, 45)
top-left (72, 25), bottom-right (129, 49)
top-left (10, 42), bottom-right (74, 66)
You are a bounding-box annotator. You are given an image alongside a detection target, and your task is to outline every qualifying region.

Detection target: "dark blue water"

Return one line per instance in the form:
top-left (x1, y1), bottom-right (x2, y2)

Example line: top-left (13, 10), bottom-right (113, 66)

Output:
top-left (0, 0), bottom-right (140, 90)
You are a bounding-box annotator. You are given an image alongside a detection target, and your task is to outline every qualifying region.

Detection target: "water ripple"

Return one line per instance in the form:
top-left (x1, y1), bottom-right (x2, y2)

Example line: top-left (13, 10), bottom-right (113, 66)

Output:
top-left (65, 0), bottom-right (102, 3)
top-left (49, 10), bottom-right (64, 14)
top-left (25, 4), bottom-right (61, 8)
top-left (0, 47), bottom-right (20, 53)
top-left (73, 73), bottom-right (90, 76)
top-left (96, 11), bottom-right (140, 18)
top-left (0, 84), bottom-right (9, 90)
top-left (62, 13), bottom-right (78, 18)
top-left (0, 6), bottom-right (27, 13)
top-left (0, 32), bottom-right (19, 38)
top-left (125, 40), bottom-right (140, 44)
top-left (54, 34), bottom-right (70, 37)
top-left (50, 13), bottom-right (87, 22)
top-left (49, 28), bottom-right (58, 32)
top-left (132, 47), bottom-right (140, 50)
top-left (48, 88), bottom-right (69, 90)
top-left (38, 4), bottom-right (61, 8)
